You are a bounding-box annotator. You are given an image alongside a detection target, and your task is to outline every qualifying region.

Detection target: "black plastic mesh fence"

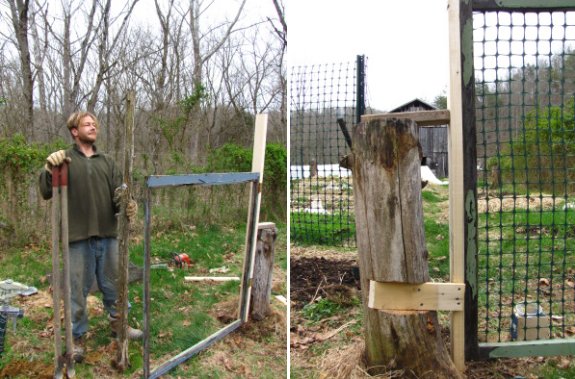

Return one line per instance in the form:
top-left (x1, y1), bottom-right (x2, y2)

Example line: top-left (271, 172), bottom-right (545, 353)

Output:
top-left (474, 10), bottom-right (575, 343)
top-left (290, 57), bottom-right (365, 246)
top-left (0, 313), bottom-right (6, 355)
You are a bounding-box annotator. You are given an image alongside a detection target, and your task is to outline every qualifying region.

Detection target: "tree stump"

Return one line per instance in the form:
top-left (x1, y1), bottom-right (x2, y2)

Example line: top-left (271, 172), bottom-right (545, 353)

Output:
top-left (351, 118), bottom-right (462, 378)
top-left (250, 222), bottom-right (278, 321)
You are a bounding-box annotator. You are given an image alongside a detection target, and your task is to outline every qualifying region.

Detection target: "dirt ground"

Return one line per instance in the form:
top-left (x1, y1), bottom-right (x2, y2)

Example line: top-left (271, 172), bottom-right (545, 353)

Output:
top-left (290, 246), bottom-right (572, 379)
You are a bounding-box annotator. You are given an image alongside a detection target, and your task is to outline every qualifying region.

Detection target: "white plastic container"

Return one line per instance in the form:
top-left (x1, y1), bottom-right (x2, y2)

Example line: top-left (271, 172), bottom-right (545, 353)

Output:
top-left (511, 303), bottom-right (550, 341)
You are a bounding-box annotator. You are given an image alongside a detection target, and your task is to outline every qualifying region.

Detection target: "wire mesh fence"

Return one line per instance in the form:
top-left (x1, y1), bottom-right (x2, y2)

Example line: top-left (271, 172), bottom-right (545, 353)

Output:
top-left (0, 313), bottom-right (6, 355)
top-left (474, 9), bottom-right (575, 343)
top-left (289, 57), bottom-right (365, 247)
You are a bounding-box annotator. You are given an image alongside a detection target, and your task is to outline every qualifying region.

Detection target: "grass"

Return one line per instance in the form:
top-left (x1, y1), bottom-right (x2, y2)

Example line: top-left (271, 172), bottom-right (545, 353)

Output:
top-left (477, 205), bottom-right (575, 343)
top-left (290, 211), bottom-right (355, 246)
top-left (0, 210), bottom-right (287, 378)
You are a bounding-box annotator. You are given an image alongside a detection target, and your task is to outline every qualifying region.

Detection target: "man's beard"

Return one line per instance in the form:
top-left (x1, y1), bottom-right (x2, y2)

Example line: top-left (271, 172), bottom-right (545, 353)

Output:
top-left (78, 134), bottom-right (96, 144)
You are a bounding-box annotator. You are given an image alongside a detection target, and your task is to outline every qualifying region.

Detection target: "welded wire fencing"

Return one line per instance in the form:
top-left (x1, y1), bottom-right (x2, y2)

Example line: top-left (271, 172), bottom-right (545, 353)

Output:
top-left (474, 8), bottom-right (575, 345)
top-left (290, 56), bottom-right (365, 246)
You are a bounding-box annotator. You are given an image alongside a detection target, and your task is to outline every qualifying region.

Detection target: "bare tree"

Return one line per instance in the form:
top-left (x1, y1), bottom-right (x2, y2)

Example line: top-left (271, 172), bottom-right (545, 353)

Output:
top-left (189, 0), bottom-right (246, 86)
top-left (269, 0), bottom-right (286, 141)
top-left (269, 0), bottom-right (286, 50)
top-left (29, 0), bottom-right (47, 113)
top-left (6, 0), bottom-right (34, 137)
top-left (58, 0), bottom-right (99, 117)
top-left (186, 0), bottom-right (246, 158)
top-left (86, 0), bottom-right (140, 112)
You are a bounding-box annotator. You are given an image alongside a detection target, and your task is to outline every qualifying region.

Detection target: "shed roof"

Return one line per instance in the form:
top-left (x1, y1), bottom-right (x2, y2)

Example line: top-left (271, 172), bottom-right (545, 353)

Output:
top-left (390, 98), bottom-right (437, 113)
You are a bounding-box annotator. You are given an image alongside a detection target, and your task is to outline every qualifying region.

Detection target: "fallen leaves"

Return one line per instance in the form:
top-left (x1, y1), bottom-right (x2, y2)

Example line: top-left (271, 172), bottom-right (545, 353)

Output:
top-left (539, 278), bottom-right (550, 286)
top-left (0, 360), bottom-right (53, 379)
top-left (290, 320), bottom-right (357, 349)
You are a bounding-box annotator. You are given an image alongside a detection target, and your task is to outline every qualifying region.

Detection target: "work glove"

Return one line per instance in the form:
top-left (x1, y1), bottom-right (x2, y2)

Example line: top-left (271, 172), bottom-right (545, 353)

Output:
top-left (44, 150), bottom-right (68, 173)
top-left (113, 186), bottom-right (125, 204)
top-left (126, 200), bottom-right (138, 224)
top-left (114, 185), bottom-right (138, 224)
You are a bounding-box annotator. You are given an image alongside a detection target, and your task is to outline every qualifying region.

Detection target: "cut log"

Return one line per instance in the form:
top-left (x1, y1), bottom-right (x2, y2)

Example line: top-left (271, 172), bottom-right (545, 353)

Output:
top-left (351, 117), bottom-right (462, 378)
top-left (250, 222), bottom-right (278, 320)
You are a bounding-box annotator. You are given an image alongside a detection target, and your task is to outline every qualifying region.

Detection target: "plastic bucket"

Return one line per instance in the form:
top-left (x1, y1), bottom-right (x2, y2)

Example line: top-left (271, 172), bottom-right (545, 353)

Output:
top-left (511, 303), bottom-right (550, 341)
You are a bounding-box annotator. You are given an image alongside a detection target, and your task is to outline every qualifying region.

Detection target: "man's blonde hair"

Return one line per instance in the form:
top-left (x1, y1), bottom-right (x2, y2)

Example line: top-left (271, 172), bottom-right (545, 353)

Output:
top-left (66, 111), bottom-right (99, 130)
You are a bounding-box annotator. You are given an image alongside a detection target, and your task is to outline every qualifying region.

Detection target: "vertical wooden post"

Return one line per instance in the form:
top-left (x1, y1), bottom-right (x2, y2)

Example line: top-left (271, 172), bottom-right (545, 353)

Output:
top-left (310, 159), bottom-right (318, 178)
top-left (239, 114), bottom-right (268, 323)
top-left (250, 222), bottom-right (278, 321)
top-left (448, 0), bottom-right (478, 367)
top-left (115, 90), bottom-right (135, 371)
top-left (351, 117), bottom-right (462, 378)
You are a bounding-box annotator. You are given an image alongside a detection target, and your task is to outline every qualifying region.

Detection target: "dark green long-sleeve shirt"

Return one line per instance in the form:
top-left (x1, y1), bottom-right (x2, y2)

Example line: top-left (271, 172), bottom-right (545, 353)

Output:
top-left (39, 144), bottom-right (123, 243)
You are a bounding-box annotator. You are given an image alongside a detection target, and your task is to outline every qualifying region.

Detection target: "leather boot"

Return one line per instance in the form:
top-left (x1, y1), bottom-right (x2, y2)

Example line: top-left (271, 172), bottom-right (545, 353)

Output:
top-left (72, 337), bottom-right (85, 363)
top-left (108, 315), bottom-right (143, 340)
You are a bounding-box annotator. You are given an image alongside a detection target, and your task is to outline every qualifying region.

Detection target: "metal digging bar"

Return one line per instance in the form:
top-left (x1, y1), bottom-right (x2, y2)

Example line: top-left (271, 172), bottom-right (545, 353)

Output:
top-left (52, 162), bottom-right (75, 378)
top-left (51, 165), bottom-right (63, 379)
top-left (60, 162), bottom-right (75, 377)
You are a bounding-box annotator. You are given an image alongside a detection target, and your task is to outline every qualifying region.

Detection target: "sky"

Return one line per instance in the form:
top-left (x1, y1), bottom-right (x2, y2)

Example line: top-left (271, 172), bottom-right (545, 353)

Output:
top-left (288, 0), bottom-right (450, 111)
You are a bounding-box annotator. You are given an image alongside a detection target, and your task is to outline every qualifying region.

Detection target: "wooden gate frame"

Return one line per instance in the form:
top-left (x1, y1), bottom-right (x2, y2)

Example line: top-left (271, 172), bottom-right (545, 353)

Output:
top-left (449, 0), bottom-right (575, 363)
top-left (141, 114), bottom-right (268, 378)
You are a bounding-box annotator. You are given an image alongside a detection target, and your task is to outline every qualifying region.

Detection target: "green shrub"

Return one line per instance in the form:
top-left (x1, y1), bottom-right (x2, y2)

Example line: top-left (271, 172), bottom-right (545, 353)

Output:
top-left (0, 134), bottom-right (68, 246)
top-left (207, 143), bottom-right (252, 172)
top-left (495, 96), bottom-right (575, 194)
top-left (207, 143), bottom-right (287, 221)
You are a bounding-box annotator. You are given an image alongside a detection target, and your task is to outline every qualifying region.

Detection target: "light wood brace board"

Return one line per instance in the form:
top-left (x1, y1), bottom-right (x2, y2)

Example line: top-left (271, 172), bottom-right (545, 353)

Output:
top-left (368, 281), bottom-right (465, 312)
top-left (361, 110), bottom-right (451, 127)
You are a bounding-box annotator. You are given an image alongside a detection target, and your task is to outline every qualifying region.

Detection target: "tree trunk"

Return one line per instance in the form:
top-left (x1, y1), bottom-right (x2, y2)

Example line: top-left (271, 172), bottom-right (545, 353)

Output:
top-left (351, 118), bottom-right (462, 378)
top-left (8, 0), bottom-right (34, 137)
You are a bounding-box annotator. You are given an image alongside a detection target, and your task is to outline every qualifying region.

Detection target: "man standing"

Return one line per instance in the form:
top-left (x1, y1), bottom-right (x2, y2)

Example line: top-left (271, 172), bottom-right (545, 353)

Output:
top-left (39, 111), bottom-right (142, 363)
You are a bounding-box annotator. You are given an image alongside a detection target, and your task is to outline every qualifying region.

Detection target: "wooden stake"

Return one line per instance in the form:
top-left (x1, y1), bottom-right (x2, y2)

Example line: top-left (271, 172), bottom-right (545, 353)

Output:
top-left (239, 114), bottom-right (268, 323)
top-left (448, 0), bottom-right (478, 369)
top-left (115, 90), bottom-right (135, 371)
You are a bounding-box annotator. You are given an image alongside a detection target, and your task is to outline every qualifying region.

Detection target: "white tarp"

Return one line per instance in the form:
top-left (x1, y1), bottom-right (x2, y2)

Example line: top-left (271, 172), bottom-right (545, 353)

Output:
top-left (421, 165), bottom-right (448, 185)
top-left (291, 164), bottom-right (448, 185)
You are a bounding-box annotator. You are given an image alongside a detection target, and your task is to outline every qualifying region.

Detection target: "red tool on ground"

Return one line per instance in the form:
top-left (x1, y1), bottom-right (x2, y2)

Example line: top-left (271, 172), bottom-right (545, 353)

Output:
top-left (51, 162), bottom-right (75, 379)
top-left (171, 253), bottom-right (192, 269)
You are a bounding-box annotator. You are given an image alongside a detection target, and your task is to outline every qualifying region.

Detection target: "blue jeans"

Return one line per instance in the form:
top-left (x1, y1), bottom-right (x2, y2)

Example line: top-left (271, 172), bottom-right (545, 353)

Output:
top-left (69, 237), bottom-right (119, 338)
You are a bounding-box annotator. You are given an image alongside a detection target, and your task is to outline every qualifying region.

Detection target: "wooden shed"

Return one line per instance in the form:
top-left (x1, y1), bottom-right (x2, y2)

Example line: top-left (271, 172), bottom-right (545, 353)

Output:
top-left (390, 98), bottom-right (449, 178)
